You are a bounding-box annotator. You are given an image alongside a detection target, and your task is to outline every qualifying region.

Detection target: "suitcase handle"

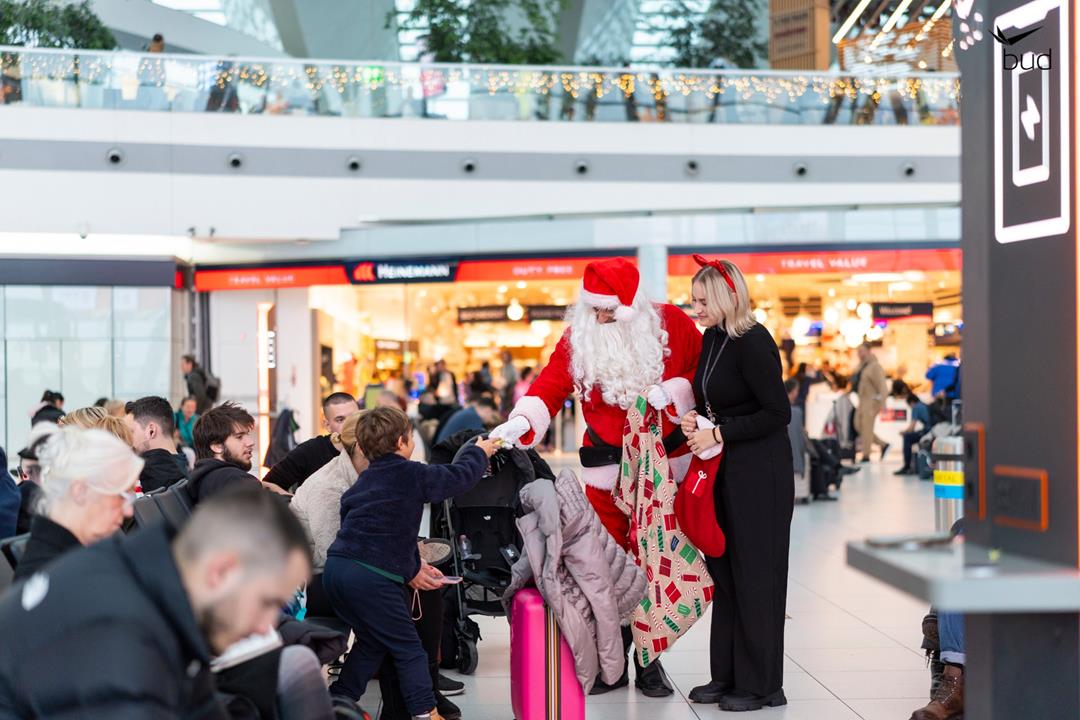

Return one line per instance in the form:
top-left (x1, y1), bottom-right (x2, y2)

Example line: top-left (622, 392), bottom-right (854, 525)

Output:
top-left (545, 606), bottom-right (561, 720)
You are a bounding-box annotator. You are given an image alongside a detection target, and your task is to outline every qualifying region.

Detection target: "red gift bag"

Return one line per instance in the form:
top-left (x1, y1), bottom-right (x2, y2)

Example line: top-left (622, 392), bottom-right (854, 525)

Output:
top-left (674, 453), bottom-right (726, 558)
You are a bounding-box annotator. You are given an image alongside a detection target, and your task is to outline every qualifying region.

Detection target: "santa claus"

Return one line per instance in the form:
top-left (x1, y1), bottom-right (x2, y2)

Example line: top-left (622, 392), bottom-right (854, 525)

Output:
top-left (491, 257), bottom-right (701, 697)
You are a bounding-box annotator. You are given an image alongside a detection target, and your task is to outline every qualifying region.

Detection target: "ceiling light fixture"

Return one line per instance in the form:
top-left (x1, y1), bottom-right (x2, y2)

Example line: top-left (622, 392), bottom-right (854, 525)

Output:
top-left (833, 0), bottom-right (875, 44)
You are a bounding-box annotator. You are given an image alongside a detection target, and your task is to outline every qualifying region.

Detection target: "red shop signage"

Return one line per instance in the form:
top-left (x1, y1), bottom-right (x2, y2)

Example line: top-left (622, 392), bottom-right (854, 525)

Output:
top-left (668, 248), bottom-right (961, 276)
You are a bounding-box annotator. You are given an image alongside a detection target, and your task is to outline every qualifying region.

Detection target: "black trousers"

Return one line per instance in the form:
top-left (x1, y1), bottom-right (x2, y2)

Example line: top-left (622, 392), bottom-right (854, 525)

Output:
top-left (704, 455), bottom-right (792, 697)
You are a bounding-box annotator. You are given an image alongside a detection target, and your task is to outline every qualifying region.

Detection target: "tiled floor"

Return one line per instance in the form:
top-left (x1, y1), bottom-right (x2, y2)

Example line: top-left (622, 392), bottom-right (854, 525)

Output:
top-left (373, 458), bottom-right (937, 719)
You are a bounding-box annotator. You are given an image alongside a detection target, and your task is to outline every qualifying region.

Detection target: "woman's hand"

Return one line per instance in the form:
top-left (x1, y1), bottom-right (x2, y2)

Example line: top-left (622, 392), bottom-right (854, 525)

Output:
top-left (409, 561), bottom-right (444, 591)
top-left (687, 427), bottom-right (720, 456)
top-left (681, 411), bottom-right (699, 437)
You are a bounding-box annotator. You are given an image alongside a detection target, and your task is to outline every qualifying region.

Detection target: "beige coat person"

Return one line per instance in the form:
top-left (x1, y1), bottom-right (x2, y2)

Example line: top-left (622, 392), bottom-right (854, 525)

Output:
top-left (854, 346), bottom-right (889, 459)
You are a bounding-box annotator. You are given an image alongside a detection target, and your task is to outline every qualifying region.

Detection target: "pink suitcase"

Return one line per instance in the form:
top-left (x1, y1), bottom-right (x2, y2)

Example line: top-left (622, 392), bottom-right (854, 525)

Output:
top-left (510, 588), bottom-right (585, 720)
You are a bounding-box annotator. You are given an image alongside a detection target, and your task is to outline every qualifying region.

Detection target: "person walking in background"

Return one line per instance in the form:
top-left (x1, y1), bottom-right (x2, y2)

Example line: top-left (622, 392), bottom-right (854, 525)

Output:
top-left (853, 343), bottom-right (889, 463)
top-left (432, 359), bottom-right (458, 406)
top-left (180, 354), bottom-right (214, 414)
top-left (513, 367), bottom-right (534, 405)
top-left (680, 256), bottom-right (793, 712)
top-left (498, 350), bottom-right (518, 412)
top-left (174, 396), bottom-right (199, 449)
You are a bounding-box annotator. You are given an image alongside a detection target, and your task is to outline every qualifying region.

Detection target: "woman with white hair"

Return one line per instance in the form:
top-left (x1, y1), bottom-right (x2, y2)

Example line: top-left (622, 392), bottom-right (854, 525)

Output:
top-left (14, 425), bottom-right (143, 581)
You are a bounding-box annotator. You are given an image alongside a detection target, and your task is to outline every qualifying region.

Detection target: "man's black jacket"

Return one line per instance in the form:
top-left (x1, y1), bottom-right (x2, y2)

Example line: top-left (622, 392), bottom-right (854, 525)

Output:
top-left (0, 525), bottom-right (226, 718)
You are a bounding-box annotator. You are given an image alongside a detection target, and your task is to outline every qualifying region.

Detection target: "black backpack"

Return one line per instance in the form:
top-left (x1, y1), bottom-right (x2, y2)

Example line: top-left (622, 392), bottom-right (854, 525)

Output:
top-left (198, 367), bottom-right (221, 402)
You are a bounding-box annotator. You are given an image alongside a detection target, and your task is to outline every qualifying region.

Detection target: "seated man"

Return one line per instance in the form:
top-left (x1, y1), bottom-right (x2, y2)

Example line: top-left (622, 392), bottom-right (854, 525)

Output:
top-left (895, 394), bottom-right (932, 476)
top-left (188, 402), bottom-right (289, 505)
top-left (264, 392), bottom-right (360, 492)
top-left (125, 395), bottom-right (190, 493)
top-left (14, 436), bottom-right (47, 535)
top-left (434, 396), bottom-right (499, 445)
top-left (0, 490), bottom-right (328, 718)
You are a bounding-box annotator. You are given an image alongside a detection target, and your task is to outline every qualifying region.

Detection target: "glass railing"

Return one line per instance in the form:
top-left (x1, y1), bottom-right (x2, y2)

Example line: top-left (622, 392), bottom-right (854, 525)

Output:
top-left (0, 46), bottom-right (960, 125)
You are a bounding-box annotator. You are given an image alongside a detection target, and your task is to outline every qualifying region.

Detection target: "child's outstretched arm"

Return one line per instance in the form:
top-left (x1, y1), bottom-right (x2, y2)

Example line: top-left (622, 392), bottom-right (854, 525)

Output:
top-left (418, 439), bottom-right (497, 503)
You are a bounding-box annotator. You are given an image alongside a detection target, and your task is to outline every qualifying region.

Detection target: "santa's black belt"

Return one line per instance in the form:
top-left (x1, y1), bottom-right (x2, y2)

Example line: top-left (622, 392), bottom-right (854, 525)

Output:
top-left (580, 425), bottom-right (684, 468)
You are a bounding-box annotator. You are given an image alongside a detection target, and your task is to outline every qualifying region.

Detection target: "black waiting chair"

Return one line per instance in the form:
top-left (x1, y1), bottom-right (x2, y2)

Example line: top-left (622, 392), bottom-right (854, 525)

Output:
top-left (156, 478), bottom-right (192, 530)
top-left (131, 494), bottom-right (165, 530)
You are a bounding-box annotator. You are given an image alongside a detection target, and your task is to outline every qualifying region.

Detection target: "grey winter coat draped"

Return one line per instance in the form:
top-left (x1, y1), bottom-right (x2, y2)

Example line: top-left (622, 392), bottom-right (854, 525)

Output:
top-left (504, 470), bottom-right (648, 693)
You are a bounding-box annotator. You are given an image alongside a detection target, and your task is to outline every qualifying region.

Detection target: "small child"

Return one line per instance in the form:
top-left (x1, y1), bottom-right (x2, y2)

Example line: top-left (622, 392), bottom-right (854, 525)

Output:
top-left (323, 406), bottom-right (497, 720)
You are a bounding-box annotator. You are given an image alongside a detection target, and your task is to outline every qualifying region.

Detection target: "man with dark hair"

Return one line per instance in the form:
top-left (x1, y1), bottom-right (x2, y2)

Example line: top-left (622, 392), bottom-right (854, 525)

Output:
top-left (189, 402), bottom-right (287, 505)
top-left (0, 489), bottom-right (318, 718)
top-left (263, 392), bottom-right (360, 491)
top-left (434, 396), bottom-right (499, 444)
top-left (181, 354), bottom-right (213, 414)
top-left (125, 396), bottom-right (190, 493)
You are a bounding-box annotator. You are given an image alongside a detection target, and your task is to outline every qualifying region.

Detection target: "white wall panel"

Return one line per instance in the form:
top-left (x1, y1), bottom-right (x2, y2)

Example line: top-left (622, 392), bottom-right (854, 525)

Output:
top-left (0, 106), bottom-right (960, 242)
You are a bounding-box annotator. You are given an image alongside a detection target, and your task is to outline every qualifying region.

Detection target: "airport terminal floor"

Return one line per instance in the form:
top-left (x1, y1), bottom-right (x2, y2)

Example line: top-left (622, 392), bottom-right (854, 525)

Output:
top-left (379, 457), bottom-right (935, 720)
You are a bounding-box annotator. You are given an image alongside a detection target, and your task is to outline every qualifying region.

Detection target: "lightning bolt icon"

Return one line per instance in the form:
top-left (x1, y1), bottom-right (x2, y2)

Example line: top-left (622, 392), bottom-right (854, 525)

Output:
top-left (1020, 94), bottom-right (1041, 142)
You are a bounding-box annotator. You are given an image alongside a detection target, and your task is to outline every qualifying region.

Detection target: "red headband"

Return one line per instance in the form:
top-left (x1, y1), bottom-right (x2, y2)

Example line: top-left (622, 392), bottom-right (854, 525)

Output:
top-left (692, 254), bottom-right (737, 296)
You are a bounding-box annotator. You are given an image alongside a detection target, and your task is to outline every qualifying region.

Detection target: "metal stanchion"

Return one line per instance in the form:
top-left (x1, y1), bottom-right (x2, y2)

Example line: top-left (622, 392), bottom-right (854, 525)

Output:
top-left (932, 435), bottom-right (965, 532)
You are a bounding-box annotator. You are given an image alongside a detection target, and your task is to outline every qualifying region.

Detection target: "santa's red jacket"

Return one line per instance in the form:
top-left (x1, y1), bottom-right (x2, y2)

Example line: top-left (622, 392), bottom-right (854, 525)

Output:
top-left (508, 304), bottom-right (702, 541)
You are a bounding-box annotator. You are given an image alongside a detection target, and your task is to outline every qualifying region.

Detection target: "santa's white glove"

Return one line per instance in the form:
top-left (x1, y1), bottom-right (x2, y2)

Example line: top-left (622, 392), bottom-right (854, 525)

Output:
top-left (645, 384), bottom-right (671, 411)
top-left (490, 416), bottom-right (531, 447)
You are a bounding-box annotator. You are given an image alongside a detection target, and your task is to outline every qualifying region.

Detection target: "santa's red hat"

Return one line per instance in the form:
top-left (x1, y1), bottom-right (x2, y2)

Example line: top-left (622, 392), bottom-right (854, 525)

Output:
top-left (579, 258), bottom-right (639, 322)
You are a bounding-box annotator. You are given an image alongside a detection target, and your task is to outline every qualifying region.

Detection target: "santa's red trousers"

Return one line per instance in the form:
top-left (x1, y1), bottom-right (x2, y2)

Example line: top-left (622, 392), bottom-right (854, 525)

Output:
top-left (585, 484), bottom-right (631, 551)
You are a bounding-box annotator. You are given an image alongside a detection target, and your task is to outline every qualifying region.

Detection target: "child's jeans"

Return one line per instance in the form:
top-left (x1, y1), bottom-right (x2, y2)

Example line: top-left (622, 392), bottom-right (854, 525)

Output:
top-left (323, 556), bottom-right (434, 716)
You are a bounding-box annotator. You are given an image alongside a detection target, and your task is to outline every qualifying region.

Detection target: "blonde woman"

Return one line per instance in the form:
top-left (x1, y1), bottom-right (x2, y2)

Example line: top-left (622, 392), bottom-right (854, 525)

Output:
top-left (680, 256), bottom-right (793, 713)
top-left (290, 410), bottom-right (368, 616)
top-left (14, 425), bottom-right (143, 581)
top-left (59, 407), bottom-right (134, 447)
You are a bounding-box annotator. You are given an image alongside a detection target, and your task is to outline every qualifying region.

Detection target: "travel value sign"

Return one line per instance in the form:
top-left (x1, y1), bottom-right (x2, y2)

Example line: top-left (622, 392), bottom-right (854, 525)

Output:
top-left (993, 0), bottom-right (1070, 243)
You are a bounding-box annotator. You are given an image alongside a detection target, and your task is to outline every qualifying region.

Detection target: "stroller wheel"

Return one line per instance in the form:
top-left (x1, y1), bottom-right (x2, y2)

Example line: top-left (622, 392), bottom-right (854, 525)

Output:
top-left (457, 637), bottom-right (478, 675)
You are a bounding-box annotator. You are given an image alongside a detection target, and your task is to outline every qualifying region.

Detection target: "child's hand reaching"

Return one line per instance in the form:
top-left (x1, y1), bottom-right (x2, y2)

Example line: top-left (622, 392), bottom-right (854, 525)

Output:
top-left (409, 561), bottom-right (444, 591)
top-left (475, 437), bottom-right (500, 458)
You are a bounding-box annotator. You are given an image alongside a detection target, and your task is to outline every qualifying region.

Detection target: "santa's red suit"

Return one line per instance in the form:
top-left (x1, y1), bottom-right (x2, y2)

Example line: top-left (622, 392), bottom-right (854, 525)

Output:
top-left (495, 259), bottom-right (702, 547)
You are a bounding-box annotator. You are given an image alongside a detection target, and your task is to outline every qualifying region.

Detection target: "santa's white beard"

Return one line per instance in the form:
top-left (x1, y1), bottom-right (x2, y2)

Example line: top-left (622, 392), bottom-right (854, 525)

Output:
top-left (567, 297), bottom-right (668, 409)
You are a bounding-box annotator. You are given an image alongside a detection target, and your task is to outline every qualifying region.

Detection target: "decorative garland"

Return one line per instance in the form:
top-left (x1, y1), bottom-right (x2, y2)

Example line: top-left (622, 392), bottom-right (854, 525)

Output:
top-left (0, 52), bottom-right (961, 107)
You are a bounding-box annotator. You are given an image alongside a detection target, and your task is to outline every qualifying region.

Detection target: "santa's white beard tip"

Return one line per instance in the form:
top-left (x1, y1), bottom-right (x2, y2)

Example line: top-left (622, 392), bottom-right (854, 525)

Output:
top-left (567, 297), bottom-right (666, 409)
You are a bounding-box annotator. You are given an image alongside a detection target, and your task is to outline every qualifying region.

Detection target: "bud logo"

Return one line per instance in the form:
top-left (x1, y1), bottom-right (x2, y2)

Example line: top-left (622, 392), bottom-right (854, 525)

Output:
top-left (352, 263), bottom-right (376, 282)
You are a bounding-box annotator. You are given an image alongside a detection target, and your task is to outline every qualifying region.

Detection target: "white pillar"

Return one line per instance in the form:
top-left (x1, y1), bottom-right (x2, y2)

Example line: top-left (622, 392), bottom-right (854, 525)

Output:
top-left (637, 243), bottom-right (669, 302)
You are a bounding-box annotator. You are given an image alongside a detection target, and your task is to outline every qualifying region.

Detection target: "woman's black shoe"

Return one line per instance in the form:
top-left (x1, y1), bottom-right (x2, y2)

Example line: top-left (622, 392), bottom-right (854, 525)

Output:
top-left (688, 680), bottom-right (731, 703)
top-left (588, 665), bottom-right (629, 695)
top-left (634, 659), bottom-right (674, 697)
top-left (719, 689), bottom-right (787, 712)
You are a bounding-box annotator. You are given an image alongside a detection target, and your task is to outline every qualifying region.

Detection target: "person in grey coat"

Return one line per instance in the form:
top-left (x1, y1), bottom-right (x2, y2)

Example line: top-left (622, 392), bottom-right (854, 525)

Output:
top-left (504, 470), bottom-right (648, 694)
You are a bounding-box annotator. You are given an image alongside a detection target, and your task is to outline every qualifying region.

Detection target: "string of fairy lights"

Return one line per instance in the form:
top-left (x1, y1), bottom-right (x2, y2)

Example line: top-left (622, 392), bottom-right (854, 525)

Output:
top-left (0, 51), bottom-right (961, 108)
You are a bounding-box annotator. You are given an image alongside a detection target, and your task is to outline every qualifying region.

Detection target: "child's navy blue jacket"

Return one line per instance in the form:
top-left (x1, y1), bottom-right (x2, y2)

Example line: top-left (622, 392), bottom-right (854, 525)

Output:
top-left (327, 444), bottom-right (487, 582)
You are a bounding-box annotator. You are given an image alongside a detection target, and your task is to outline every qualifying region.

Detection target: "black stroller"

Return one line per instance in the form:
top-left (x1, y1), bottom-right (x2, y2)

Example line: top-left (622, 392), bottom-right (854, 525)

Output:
top-left (429, 430), bottom-right (554, 674)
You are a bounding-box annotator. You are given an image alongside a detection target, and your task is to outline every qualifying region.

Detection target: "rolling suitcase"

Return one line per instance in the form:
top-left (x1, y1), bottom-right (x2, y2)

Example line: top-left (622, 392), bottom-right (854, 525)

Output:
top-left (510, 588), bottom-right (584, 720)
top-left (794, 452), bottom-right (811, 504)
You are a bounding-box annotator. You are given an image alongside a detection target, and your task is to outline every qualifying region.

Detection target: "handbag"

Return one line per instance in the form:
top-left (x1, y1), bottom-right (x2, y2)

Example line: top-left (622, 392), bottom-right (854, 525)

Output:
top-left (674, 452), bottom-right (726, 558)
